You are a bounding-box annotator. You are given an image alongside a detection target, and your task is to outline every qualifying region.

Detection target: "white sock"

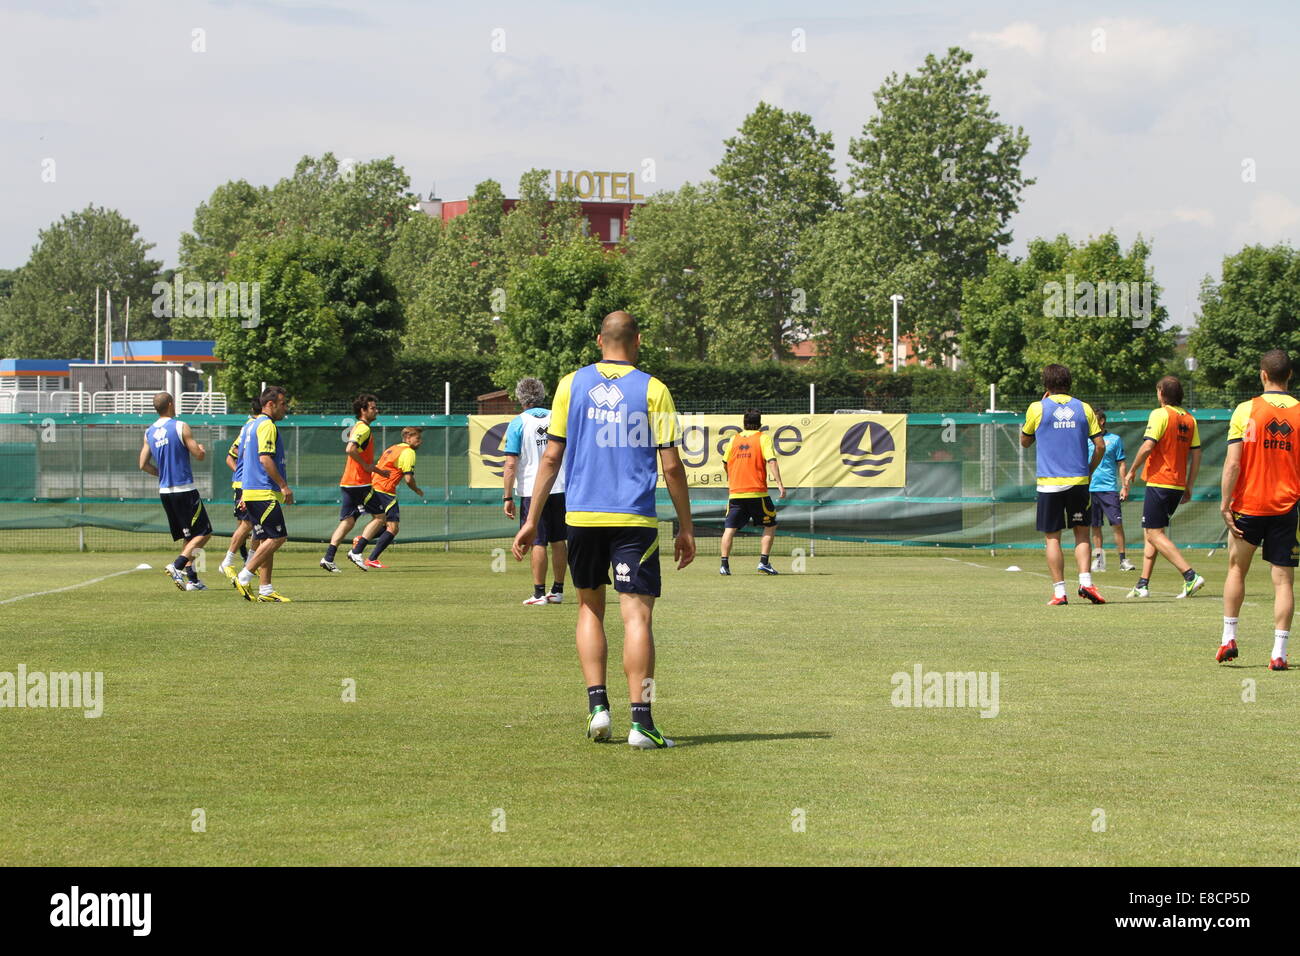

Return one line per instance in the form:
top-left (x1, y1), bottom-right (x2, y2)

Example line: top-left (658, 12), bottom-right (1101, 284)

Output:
top-left (1079, 572), bottom-right (1093, 588)
top-left (259, 583), bottom-right (273, 596)
top-left (1222, 618), bottom-right (1238, 644)
top-left (237, 568), bottom-right (253, 585)
top-left (1053, 581), bottom-right (1067, 599)
top-left (1273, 630), bottom-right (1289, 661)
top-left (221, 550), bottom-right (236, 568)
top-left (1092, 548), bottom-right (1102, 556)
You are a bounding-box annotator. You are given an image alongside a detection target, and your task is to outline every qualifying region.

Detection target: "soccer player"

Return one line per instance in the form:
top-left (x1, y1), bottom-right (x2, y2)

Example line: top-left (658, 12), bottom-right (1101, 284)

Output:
top-left (1088, 409), bottom-right (1134, 572)
top-left (718, 408), bottom-right (786, 576)
top-left (503, 377), bottom-right (568, 605)
top-left (320, 394), bottom-right (390, 573)
top-left (1216, 350), bottom-right (1300, 670)
top-left (1120, 376), bottom-right (1204, 599)
top-left (232, 386), bottom-right (294, 603)
top-left (1020, 364), bottom-right (1106, 605)
top-left (512, 311), bottom-right (696, 749)
top-left (139, 392), bottom-right (212, 591)
top-left (219, 397), bottom-right (263, 579)
top-left (353, 427), bottom-right (424, 568)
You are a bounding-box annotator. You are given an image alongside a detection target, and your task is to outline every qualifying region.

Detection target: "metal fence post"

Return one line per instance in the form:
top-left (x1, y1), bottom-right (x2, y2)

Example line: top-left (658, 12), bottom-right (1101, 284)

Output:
top-left (77, 421), bottom-right (85, 552)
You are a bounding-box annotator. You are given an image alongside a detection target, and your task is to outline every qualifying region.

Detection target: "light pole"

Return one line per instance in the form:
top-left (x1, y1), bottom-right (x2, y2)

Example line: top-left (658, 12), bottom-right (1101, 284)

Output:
top-left (890, 294), bottom-right (904, 372)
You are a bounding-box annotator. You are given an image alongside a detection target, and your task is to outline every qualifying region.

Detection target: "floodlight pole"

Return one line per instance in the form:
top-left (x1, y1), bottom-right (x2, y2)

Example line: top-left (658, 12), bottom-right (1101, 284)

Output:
top-left (890, 294), bottom-right (904, 372)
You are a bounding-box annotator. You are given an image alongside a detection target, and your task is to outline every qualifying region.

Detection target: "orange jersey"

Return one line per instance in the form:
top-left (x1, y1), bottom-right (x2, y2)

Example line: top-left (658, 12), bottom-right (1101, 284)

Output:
top-left (1141, 405), bottom-right (1200, 490)
top-left (1228, 393), bottom-right (1300, 516)
top-left (371, 442), bottom-right (416, 495)
top-left (339, 420), bottom-right (375, 487)
top-left (723, 430), bottom-right (775, 497)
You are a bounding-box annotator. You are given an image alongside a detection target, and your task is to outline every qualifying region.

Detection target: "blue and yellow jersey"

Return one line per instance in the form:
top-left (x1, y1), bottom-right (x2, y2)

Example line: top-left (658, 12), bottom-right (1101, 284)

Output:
top-left (239, 415), bottom-right (287, 503)
top-left (227, 415), bottom-right (256, 490)
top-left (1023, 394), bottom-right (1102, 491)
top-left (549, 361), bottom-right (680, 527)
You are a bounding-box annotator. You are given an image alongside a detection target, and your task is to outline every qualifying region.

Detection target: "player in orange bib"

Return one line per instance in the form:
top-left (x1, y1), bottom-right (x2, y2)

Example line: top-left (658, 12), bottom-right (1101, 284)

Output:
top-left (321, 394), bottom-right (390, 572)
top-left (1217, 350), bottom-right (1300, 670)
top-left (718, 409), bottom-right (786, 575)
top-left (1120, 375), bottom-right (1203, 599)
top-left (352, 427), bottom-right (424, 568)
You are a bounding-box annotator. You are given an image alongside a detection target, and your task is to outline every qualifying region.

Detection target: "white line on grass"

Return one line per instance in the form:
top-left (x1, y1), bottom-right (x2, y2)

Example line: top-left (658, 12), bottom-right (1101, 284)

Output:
top-left (0, 566), bottom-right (145, 606)
top-left (940, 555), bottom-right (1247, 601)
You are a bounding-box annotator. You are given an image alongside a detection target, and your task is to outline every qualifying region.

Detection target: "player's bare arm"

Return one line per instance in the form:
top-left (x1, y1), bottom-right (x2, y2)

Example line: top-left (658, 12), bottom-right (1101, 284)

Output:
top-left (405, 472), bottom-right (423, 499)
top-left (1121, 441), bottom-right (1154, 502)
top-left (769, 457), bottom-right (786, 498)
top-left (1220, 442), bottom-right (1244, 537)
top-left (181, 422), bottom-right (206, 460)
top-left (346, 441), bottom-right (390, 478)
top-left (138, 437), bottom-right (158, 477)
top-left (660, 445), bottom-right (695, 570)
top-left (512, 438), bottom-right (562, 560)
top-left (1088, 434), bottom-right (1104, 475)
top-left (502, 454), bottom-right (517, 518)
top-left (1183, 447), bottom-right (1201, 504)
top-left (260, 454), bottom-right (294, 505)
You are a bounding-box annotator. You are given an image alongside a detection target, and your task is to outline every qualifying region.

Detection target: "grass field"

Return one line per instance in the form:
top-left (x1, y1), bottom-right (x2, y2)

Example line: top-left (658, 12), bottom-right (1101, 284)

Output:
top-left (1, 541), bottom-right (1296, 866)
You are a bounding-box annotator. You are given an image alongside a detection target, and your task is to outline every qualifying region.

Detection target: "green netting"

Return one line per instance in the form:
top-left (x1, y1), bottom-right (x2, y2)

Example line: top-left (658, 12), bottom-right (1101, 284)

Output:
top-left (0, 409), bottom-right (1241, 554)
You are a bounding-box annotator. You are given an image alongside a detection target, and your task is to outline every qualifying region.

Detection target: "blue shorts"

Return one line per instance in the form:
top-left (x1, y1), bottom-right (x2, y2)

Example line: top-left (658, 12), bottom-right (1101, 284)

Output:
top-left (1141, 486), bottom-right (1183, 530)
top-left (1233, 509), bottom-right (1299, 567)
top-left (233, 487), bottom-right (251, 523)
top-left (368, 490), bottom-right (400, 523)
top-left (1089, 490), bottom-right (1122, 526)
top-left (520, 493), bottom-right (566, 547)
top-left (725, 496), bottom-right (777, 529)
top-left (247, 499), bottom-right (287, 540)
top-left (1035, 486), bottom-right (1091, 533)
top-left (340, 486), bottom-right (386, 520)
top-left (566, 525), bottom-right (661, 596)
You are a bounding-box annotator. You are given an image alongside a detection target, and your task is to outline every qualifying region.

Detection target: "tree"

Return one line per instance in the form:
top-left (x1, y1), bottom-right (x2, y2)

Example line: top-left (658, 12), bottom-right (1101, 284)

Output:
top-left (494, 236), bottom-right (634, 391)
top-left (501, 169), bottom-right (583, 264)
top-left (959, 233), bottom-right (1174, 395)
top-left (213, 233), bottom-right (402, 403)
top-left (625, 182), bottom-right (766, 362)
top-left (1189, 244), bottom-right (1300, 392)
top-left (0, 205), bottom-right (163, 358)
top-left (804, 47), bottom-right (1033, 363)
top-left (400, 180), bottom-right (507, 356)
top-left (713, 102), bottom-right (840, 357)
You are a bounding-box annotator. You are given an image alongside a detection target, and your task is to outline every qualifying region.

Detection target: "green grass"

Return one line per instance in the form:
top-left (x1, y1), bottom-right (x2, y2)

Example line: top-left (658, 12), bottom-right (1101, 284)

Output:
top-left (0, 543), bottom-right (1296, 866)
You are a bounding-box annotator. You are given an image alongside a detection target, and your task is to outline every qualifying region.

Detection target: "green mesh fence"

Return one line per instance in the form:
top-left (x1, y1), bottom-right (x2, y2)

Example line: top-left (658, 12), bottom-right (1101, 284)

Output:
top-left (0, 409), bottom-right (1239, 554)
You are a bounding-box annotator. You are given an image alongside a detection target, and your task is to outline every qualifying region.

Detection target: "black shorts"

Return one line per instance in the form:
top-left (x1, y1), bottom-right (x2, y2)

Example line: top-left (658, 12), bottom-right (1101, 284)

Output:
top-left (1089, 490), bottom-right (1123, 527)
top-left (521, 493), bottom-right (566, 547)
top-left (160, 490), bottom-right (212, 542)
top-left (1234, 510), bottom-right (1300, 567)
top-left (369, 490), bottom-right (400, 523)
top-left (340, 486), bottom-right (386, 520)
top-left (1141, 486), bottom-right (1183, 530)
top-left (1035, 486), bottom-right (1091, 533)
top-left (725, 496), bottom-right (778, 529)
top-left (247, 499), bottom-right (288, 540)
top-left (566, 525), bottom-right (661, 597)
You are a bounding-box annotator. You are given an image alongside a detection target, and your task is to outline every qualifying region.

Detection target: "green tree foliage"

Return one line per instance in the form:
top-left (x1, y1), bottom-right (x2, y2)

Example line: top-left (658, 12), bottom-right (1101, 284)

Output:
top-left (501, 169), bottom-right (583, 264)
top-left (1189, 244), bottom-right (1300, 392)
top-left (213, 233), bottom-right (402, 404)
top-left (960, 233), bottom-right (1174, 395)
top-left (803, 47), bottom-right (1033, 363)
top-left (495, 236), bottom-right (634, 391)
top-left (713, 102), bottom-right (840, 357)
top-left (625, 182), bottom-right (765, 361)
top-left (0, 205), bottom-right (163, 358)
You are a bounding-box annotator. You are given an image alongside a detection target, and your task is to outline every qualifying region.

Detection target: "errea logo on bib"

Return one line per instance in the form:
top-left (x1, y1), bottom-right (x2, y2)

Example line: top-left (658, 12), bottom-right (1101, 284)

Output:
top-left (1051, 405), bottom-right (1076, 428)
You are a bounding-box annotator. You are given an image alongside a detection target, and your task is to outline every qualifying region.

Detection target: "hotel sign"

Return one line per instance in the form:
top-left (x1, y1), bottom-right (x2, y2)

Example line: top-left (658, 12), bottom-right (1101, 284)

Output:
top-left (554, 170), bottom-right (646, 202)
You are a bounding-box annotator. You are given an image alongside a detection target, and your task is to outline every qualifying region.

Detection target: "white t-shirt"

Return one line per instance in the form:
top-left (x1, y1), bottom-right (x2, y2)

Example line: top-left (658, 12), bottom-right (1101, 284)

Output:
top-left (504, 407), bottom-right (565, 497)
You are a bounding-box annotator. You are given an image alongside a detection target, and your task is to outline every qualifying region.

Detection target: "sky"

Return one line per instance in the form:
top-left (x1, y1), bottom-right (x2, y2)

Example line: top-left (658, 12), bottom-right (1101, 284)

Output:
top-left (3, 0), bottom-right (1299, 331)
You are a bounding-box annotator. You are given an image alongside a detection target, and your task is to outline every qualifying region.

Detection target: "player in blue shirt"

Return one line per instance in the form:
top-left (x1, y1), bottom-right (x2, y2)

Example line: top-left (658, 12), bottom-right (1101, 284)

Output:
top-left (138, 392), bottom-right (212, 591)
top-left (1087, 410), bottom-right (1135, 573)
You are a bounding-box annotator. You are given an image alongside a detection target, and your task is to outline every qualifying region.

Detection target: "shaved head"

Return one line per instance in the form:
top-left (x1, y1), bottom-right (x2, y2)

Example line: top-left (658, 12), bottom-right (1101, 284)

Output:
top-left (153, 391), bottom-right (174, 416)
top-left (599, 311), bottom-right (639, 350)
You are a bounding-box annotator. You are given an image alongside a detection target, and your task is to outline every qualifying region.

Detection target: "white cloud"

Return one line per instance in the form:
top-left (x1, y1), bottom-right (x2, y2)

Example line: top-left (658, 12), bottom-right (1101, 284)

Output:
top-left (969, 22), bottom-right (1046, 58)
top-left (1232, 191), bottom-right (1300, 246)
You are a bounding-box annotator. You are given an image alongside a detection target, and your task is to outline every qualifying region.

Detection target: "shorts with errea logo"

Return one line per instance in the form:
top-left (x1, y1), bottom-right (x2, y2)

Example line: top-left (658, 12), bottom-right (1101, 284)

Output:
top-left (566, 525), bottom-right (661, 597)
top-left (1233, 509), bottom-right (1300, 567)
top-left (1141, 486), bottom-right (1183, 530)
top-left (340, 485), bottom-right (386, 520)
top-left (160, 490), bottom-right (212, 541)
top-left (249, 500), bottom-right (288, 540)
top-left (725, 496), bottom-right (777, 529)
top-left (1035, 486), bottom-right (1091, 533)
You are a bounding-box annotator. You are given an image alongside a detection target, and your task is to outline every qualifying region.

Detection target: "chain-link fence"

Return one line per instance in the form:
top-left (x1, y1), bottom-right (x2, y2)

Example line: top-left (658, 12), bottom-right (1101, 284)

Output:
top-left (0, 405), bottom-right (1240, 555)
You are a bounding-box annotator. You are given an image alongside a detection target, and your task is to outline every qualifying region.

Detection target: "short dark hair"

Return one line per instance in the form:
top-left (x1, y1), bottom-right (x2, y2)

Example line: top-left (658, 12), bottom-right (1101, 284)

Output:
top-left (353, 393), bottom-right (379, 416)
top-left (1157, 375), bottom-right (1184, 406)
top-left (1261, 349), bottom-right (1293, 385)
top-left (1042, 364), bottom-right (1071, 393)
top-left (250, 397), bottom-right (263, 416)
top-left (1096, 407), bottom-right (1108, 425)
top-left (743, 408), bottom-right (761, 430)
top-left (260, 385), bottom-right (286, 409)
